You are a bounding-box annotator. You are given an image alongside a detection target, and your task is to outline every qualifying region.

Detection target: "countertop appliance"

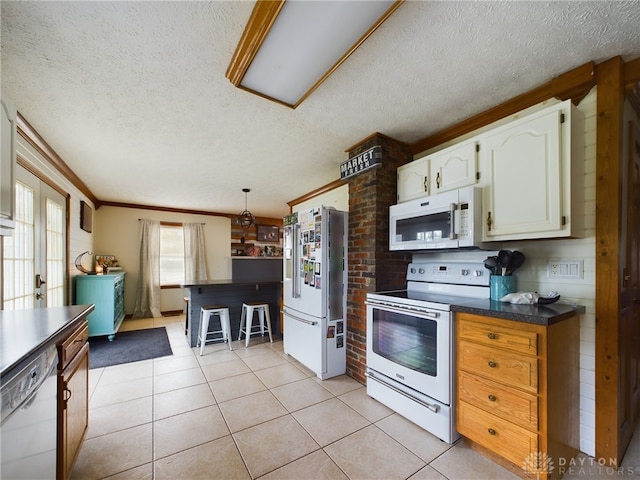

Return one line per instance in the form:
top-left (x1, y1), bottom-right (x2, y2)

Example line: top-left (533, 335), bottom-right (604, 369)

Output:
top-left (366, 261), bottom-right (490, 443)
top-left (389, 186), bottom-right (483, 251)
top-left (1, 344), bottom-right (58, 479)
top-left (282, 206), bottom-right (347, 379)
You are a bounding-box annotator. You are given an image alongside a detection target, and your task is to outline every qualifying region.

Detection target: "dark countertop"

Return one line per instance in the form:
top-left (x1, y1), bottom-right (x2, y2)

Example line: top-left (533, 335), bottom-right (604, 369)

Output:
top-left (181, 279), bottom-right (282, 288)
top-left (0, 304), bottom-right (95, 381)
top-left (451, 299), bottom-right (585, 325)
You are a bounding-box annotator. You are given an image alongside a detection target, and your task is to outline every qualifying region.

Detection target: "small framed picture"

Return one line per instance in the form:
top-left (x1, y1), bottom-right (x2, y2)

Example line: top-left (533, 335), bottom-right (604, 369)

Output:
top-left (257, 225), bottom-right (280, 242)
top-left (80, 201), bottom-right (92, 233)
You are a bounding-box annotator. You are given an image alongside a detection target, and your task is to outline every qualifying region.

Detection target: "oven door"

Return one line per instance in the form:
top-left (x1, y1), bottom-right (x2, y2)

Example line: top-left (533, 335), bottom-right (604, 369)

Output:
top-left (389, 190), bottom-right (459, 251)
top-left (366, 301), bottom-right (452, 405)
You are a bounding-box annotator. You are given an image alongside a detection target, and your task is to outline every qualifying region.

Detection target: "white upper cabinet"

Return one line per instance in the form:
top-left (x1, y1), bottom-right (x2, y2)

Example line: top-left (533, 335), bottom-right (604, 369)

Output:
top-left (429, 139), bottom-right (479, 194)
top-left (480, 100), bottom-right (584, 241)
top-left (397, 156), bottom-right (429, 203)
top-left (0, 91), bottom-right (17, 235)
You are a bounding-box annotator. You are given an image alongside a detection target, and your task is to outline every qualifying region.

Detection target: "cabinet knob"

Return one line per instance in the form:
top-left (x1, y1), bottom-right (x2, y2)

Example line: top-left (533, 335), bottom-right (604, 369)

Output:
top-left (487, 332), bottom-right (496, 340)
top-left (488, 394), bottom-right (497, 402)
top-left (488, 360), bottom-right (497, 368)
top-left (488, 428), bottom-right (496, 436)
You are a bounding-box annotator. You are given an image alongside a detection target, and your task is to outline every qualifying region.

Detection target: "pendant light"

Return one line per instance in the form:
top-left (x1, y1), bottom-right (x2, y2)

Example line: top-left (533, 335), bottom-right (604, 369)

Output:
top-left (236, 188), bottom-right (255, 229)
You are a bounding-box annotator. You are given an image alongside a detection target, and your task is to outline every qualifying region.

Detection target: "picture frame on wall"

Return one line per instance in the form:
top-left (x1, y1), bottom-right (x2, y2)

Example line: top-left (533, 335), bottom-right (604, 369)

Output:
top-left (80, 201), bottom-right (92, 233)
top-left (257, 224), bottom-right (279, 242)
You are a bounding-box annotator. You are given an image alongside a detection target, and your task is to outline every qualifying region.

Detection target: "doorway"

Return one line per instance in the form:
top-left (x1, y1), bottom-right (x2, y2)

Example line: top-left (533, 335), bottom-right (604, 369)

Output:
top-left (2, 163), bottom-right (67, 309)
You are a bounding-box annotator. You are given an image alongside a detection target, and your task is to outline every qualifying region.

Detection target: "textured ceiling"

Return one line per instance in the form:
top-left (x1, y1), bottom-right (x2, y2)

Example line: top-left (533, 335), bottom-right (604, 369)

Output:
top-left (2, 1), bottom-right (640, 219)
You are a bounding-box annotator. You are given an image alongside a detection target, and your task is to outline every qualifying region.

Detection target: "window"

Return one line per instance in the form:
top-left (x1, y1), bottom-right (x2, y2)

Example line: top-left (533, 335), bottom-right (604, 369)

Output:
top-left (159, 224), bottom-right (184, 286)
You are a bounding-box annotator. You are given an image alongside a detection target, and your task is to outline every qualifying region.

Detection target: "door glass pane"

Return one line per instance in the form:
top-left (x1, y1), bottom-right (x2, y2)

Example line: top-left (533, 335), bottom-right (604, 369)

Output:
top-left (46, 197), bottom-right (64, 307)
top-left (3, 181), bottom-right (35, 309)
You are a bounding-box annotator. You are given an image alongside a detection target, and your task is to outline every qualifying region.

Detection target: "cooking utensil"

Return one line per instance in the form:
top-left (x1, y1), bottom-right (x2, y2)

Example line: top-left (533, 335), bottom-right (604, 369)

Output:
top-left (507, 250), bottom-right (526, 275)
top-left (498, 250), bottom-right (512, 276)
top-left (484, 256), bottom-right (500, 275)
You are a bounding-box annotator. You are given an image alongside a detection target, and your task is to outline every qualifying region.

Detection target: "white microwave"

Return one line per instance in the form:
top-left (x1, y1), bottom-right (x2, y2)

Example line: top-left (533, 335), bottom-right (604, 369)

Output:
top-left (389, 186), bottom-right (484, 250)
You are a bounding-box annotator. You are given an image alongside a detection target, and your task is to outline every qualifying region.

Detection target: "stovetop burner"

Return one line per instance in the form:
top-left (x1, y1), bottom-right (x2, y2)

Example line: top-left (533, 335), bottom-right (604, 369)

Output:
top-left (367, 261), bottom-right (490, 310)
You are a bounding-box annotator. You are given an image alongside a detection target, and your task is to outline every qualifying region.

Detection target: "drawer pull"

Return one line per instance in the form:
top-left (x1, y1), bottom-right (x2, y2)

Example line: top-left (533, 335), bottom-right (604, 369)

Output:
top-left (487, 332), bottom-right (496, 340)
top-left (488, 360), bottom-right (497, 368)
top-left (488, 394), bottom-right (496, 402)
top-left (488, 428), bottom-right (496, 436)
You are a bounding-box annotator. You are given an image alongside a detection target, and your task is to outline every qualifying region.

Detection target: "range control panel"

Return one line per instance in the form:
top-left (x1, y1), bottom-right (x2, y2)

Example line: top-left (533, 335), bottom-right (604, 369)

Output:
top-left (406, 262), bottom-right (490, 287)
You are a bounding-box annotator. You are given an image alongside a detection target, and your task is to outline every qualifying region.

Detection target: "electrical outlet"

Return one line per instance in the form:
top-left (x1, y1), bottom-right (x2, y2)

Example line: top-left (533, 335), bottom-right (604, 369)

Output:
top-left (548, 260), bottom-right (583, 279)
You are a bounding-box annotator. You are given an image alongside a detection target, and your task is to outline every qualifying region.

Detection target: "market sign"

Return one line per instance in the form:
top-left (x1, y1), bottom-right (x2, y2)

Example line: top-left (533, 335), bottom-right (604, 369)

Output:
top-left (340, 146), bottom-right (381, 180)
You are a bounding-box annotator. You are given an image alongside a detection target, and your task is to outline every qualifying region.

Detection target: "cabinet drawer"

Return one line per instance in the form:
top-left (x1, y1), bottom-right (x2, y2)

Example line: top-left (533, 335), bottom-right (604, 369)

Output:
top-left (458, 340), bottom-right (538, 393)
top-left (457, 401), bottom-right (538, 468)
top-left (458, 370), bottom-right (538, 430)
top-left (458, 318), bottom-right (538, 355)
top-left (59, 321), bottom-right (89, 368)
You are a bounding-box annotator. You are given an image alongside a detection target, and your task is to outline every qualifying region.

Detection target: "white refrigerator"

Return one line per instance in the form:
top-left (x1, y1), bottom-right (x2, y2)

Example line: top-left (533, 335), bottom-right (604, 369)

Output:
top-left (282, 206), bottom-right (347, 379)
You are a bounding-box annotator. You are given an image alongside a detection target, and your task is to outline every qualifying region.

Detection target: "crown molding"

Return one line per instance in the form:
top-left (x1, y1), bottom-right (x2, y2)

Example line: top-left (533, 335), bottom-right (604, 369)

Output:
top-left (17, 112), bottom-right (99, 206)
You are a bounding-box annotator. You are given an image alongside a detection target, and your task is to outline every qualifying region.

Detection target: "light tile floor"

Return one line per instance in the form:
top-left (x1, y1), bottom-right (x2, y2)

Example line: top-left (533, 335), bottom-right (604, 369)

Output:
top-left (71, 316), bottom-right (640, 480)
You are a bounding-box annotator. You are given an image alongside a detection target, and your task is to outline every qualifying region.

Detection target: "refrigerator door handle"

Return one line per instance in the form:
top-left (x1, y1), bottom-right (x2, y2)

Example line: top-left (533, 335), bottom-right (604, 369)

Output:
top-left (282, 310), bottom-right (318, 326)
top-left (292, 223), bottom-right (301, 298)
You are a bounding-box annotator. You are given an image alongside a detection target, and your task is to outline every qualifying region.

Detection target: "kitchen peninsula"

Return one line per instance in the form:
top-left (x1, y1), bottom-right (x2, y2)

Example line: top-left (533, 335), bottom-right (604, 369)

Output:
top-left (181, 279), bottom-right (281, 348)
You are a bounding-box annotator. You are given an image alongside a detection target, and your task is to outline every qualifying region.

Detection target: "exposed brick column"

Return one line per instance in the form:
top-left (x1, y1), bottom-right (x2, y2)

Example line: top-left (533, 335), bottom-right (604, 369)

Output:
top-left (345, 133), bottom-right (412, 384)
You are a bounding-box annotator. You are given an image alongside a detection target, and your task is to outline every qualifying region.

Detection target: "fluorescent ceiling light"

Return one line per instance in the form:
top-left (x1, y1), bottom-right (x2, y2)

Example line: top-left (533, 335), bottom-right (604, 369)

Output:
top-left (226, 0), bottom-right (403, 109)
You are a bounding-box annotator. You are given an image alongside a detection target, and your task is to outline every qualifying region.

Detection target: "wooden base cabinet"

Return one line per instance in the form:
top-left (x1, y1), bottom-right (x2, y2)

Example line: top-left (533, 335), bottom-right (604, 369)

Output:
top-left (57, 321), bottom-right (89, 480)
top-left (455, 313), bottom-right (580, 480)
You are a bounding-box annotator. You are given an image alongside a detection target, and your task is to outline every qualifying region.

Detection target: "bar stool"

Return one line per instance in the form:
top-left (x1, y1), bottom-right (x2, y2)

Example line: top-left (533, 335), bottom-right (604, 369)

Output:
top-left (198, 304), bottom-right (232, 355)
top-left (238, 302), bottom-right (273, 347)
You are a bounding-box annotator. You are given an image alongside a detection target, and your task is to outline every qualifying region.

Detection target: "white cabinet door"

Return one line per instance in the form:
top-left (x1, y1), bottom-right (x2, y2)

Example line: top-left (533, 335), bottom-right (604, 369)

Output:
top-left (482, 106), bottom-right (564, 241)
top-left (430, 140), bottom-right (478, 193)
top-left (397, 157), bottom-right (429, 203)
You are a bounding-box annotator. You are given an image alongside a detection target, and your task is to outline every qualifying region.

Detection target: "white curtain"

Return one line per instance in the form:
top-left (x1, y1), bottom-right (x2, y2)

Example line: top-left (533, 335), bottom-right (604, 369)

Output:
top-left (133, 219), bottom-right (162, 318)
top-left (183, 222), bottom-right (208, 283)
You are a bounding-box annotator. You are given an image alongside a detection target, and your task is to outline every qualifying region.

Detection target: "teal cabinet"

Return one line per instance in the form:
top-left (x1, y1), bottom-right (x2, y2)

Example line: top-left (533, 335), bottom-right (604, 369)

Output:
top-left (75, 273), bottom-right (125, 340)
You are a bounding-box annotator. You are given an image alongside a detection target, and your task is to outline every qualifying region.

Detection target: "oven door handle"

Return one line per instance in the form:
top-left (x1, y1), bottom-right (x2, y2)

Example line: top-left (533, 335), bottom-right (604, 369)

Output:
top-left (365, 301), bottom-right (440, 319)
top-left (366, 370), bottom-right (440, 413)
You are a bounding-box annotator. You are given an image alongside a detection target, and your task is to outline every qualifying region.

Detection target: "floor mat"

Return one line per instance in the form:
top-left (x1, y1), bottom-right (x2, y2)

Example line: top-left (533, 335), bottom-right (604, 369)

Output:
top-left (89, 327), bottom-right (173, 368)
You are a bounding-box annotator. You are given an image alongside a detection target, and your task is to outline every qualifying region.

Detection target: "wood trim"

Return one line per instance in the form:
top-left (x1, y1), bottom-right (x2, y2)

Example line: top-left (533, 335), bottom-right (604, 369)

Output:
top-left (99, 200), bottom-right (231, 216)
top-left (624, 57), bottom-right (640, 95)
top-left (225, 0), bottom-right (285, 86)
top-left (630, 85), bottom-right (640, 117)
top-left (286, 178), bottom-right (345, 210)
top-left (595, 55), bottom-right (624, 465)
top-left (16, 154), bottom-right (68, 198)
top-left (104, 200), bottom-right (282, 227)
top-left (16, 113), bottom-right (98, 206)
top-left (292, 1), bottom-right (404, 109)
top-left (226, 0), bottom-right (403, 109)
top-left (343, 131), bottom-right (400, 153)
top-left (410, 61), bottom-right (596, 154)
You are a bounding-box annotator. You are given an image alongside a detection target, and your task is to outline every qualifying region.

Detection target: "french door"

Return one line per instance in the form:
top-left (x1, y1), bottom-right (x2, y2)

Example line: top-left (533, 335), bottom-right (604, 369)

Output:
top-left (2, 164), bottom-right (67, 309)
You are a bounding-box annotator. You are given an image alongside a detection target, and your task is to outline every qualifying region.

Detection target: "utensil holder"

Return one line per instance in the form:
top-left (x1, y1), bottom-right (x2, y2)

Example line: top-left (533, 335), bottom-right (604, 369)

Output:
top-left (490, 275), bottom-right (516, 300)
